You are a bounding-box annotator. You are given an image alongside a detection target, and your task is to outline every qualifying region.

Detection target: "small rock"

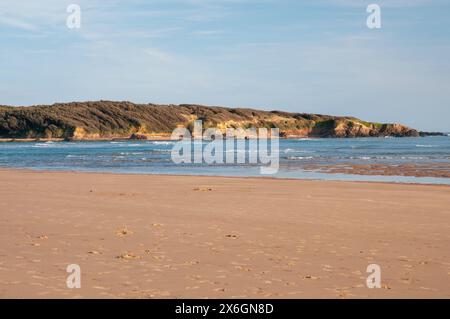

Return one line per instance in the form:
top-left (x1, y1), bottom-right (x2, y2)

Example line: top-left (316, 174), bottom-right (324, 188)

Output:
top-left (129, 133), bottom-right (148, 140)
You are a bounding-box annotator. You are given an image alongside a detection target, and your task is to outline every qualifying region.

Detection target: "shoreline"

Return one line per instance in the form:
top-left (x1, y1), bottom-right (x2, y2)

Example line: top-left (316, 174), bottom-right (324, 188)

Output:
top-left (302, 162), bottom-right (450, 179)
top-left (0, 169), bottom-right (449, 298)
top-left (1, 134), bottom-right (447, 143)
top-left (1, 167), bottom-right (450, 187)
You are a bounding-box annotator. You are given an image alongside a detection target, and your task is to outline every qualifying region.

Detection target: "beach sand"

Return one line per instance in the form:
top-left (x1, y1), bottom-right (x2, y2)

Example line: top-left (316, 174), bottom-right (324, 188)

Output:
top-left (0, 169), bottom-right (449, 298)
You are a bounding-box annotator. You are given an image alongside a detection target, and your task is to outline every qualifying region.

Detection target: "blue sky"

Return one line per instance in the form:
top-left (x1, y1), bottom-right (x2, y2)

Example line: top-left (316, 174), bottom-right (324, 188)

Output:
top-left (0, 0), bottom-right (449, 131)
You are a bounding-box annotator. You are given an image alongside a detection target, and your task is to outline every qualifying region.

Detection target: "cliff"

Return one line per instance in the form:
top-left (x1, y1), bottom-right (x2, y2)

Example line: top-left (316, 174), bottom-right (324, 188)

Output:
top-left (0, 101), bottom-right (419, 139)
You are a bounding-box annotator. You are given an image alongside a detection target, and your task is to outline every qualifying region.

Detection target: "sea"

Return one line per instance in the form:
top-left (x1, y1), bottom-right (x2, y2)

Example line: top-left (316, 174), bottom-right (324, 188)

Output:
top-left (1, 136), bottom-right (449, 185)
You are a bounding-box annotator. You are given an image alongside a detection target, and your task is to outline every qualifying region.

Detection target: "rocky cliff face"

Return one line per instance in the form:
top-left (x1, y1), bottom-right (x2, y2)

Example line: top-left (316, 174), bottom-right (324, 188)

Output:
top-left (0, 101), bottom-right (419, 139)
top-left (308, 120), bottom-right (418, 138)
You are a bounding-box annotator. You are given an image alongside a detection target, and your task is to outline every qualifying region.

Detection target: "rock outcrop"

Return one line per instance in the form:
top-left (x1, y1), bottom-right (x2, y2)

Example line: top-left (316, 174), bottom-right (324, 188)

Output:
top-left (129, 133), bottom-right (148, 140)
top-left (0, 101), bottom-right (419, 139)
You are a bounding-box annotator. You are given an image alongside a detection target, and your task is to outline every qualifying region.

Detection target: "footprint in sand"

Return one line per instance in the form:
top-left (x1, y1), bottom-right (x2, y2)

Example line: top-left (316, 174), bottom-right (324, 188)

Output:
top-left (193, 187), bottom-right (213, 192)
top-left (213, 288), bottom-right (226, 292)
top-left (87, 250), bottom-right (102, 255)
top-left (116, 252), bottom-right (140, 260)
top-left (116, 226), bottom-right (133, 237)
top-left (400, 277), bottom-right (412, 284)
top-left (185, 286), bottom-right (200, 290)
top-left (322, 264), bottom-right (332, 271)
top-left (235, 265), bottom-right (252, 272)
top-left (303, 275), bottom-right (320, 280)
top-left (183, 260), bottom-right (200, 266)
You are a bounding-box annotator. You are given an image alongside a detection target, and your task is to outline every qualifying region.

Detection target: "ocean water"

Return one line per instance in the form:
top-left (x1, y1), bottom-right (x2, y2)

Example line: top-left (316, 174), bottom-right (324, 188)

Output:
top-left (0, 136), bottom-right (449, 184)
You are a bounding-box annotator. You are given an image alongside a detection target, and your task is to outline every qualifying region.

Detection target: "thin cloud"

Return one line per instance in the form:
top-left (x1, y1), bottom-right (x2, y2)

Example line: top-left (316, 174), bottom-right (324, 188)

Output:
top-left (0, 16), bottom-right (38, 31)
top-left (144, 48), bottom-right (174, 62)
top-left (192, 30), bottom-right (224, 36)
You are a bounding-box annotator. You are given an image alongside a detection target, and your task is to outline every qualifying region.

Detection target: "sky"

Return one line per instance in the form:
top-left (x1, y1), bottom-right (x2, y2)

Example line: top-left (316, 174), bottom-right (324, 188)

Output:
top-left (0, 0), bottom-right (449, 131)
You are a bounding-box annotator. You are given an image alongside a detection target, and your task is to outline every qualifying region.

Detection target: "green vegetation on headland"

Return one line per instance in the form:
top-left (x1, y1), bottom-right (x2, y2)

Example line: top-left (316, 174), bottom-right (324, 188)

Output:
top-left (0, 101), bottom-right (424, 140)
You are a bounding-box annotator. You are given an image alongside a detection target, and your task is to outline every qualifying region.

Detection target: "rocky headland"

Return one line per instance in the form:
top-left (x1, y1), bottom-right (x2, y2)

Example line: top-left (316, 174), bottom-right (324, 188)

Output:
top-left (0, 101), bottom-right (423, 140)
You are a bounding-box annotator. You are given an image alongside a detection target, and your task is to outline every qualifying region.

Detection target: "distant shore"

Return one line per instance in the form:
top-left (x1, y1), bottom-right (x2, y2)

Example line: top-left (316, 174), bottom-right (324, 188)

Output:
top-left (0, 133), bottom-right (447, 143)
top-left (0, 135), bottom-right (172, 143)
top-left (0, 169), bottom-right (449, 298)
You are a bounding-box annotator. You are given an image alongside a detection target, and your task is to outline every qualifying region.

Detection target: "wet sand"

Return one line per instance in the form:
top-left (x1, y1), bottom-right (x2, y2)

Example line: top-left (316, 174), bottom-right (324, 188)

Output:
top-left (0, 169), bottom-right (449, 298)
top-left (302, 162), bottom-right (450, 179)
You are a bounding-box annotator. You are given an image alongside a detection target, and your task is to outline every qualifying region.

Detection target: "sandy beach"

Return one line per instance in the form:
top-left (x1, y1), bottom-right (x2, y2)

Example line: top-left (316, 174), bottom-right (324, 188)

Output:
top-left (0, 169), bottom-right (449, 298)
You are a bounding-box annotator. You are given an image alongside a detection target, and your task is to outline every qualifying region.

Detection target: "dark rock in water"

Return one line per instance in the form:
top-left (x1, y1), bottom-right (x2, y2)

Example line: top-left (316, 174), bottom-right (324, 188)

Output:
top-left (129, 133), bottom-right (148, 140)
top-left (419, 132), bottom-right (446, 137)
